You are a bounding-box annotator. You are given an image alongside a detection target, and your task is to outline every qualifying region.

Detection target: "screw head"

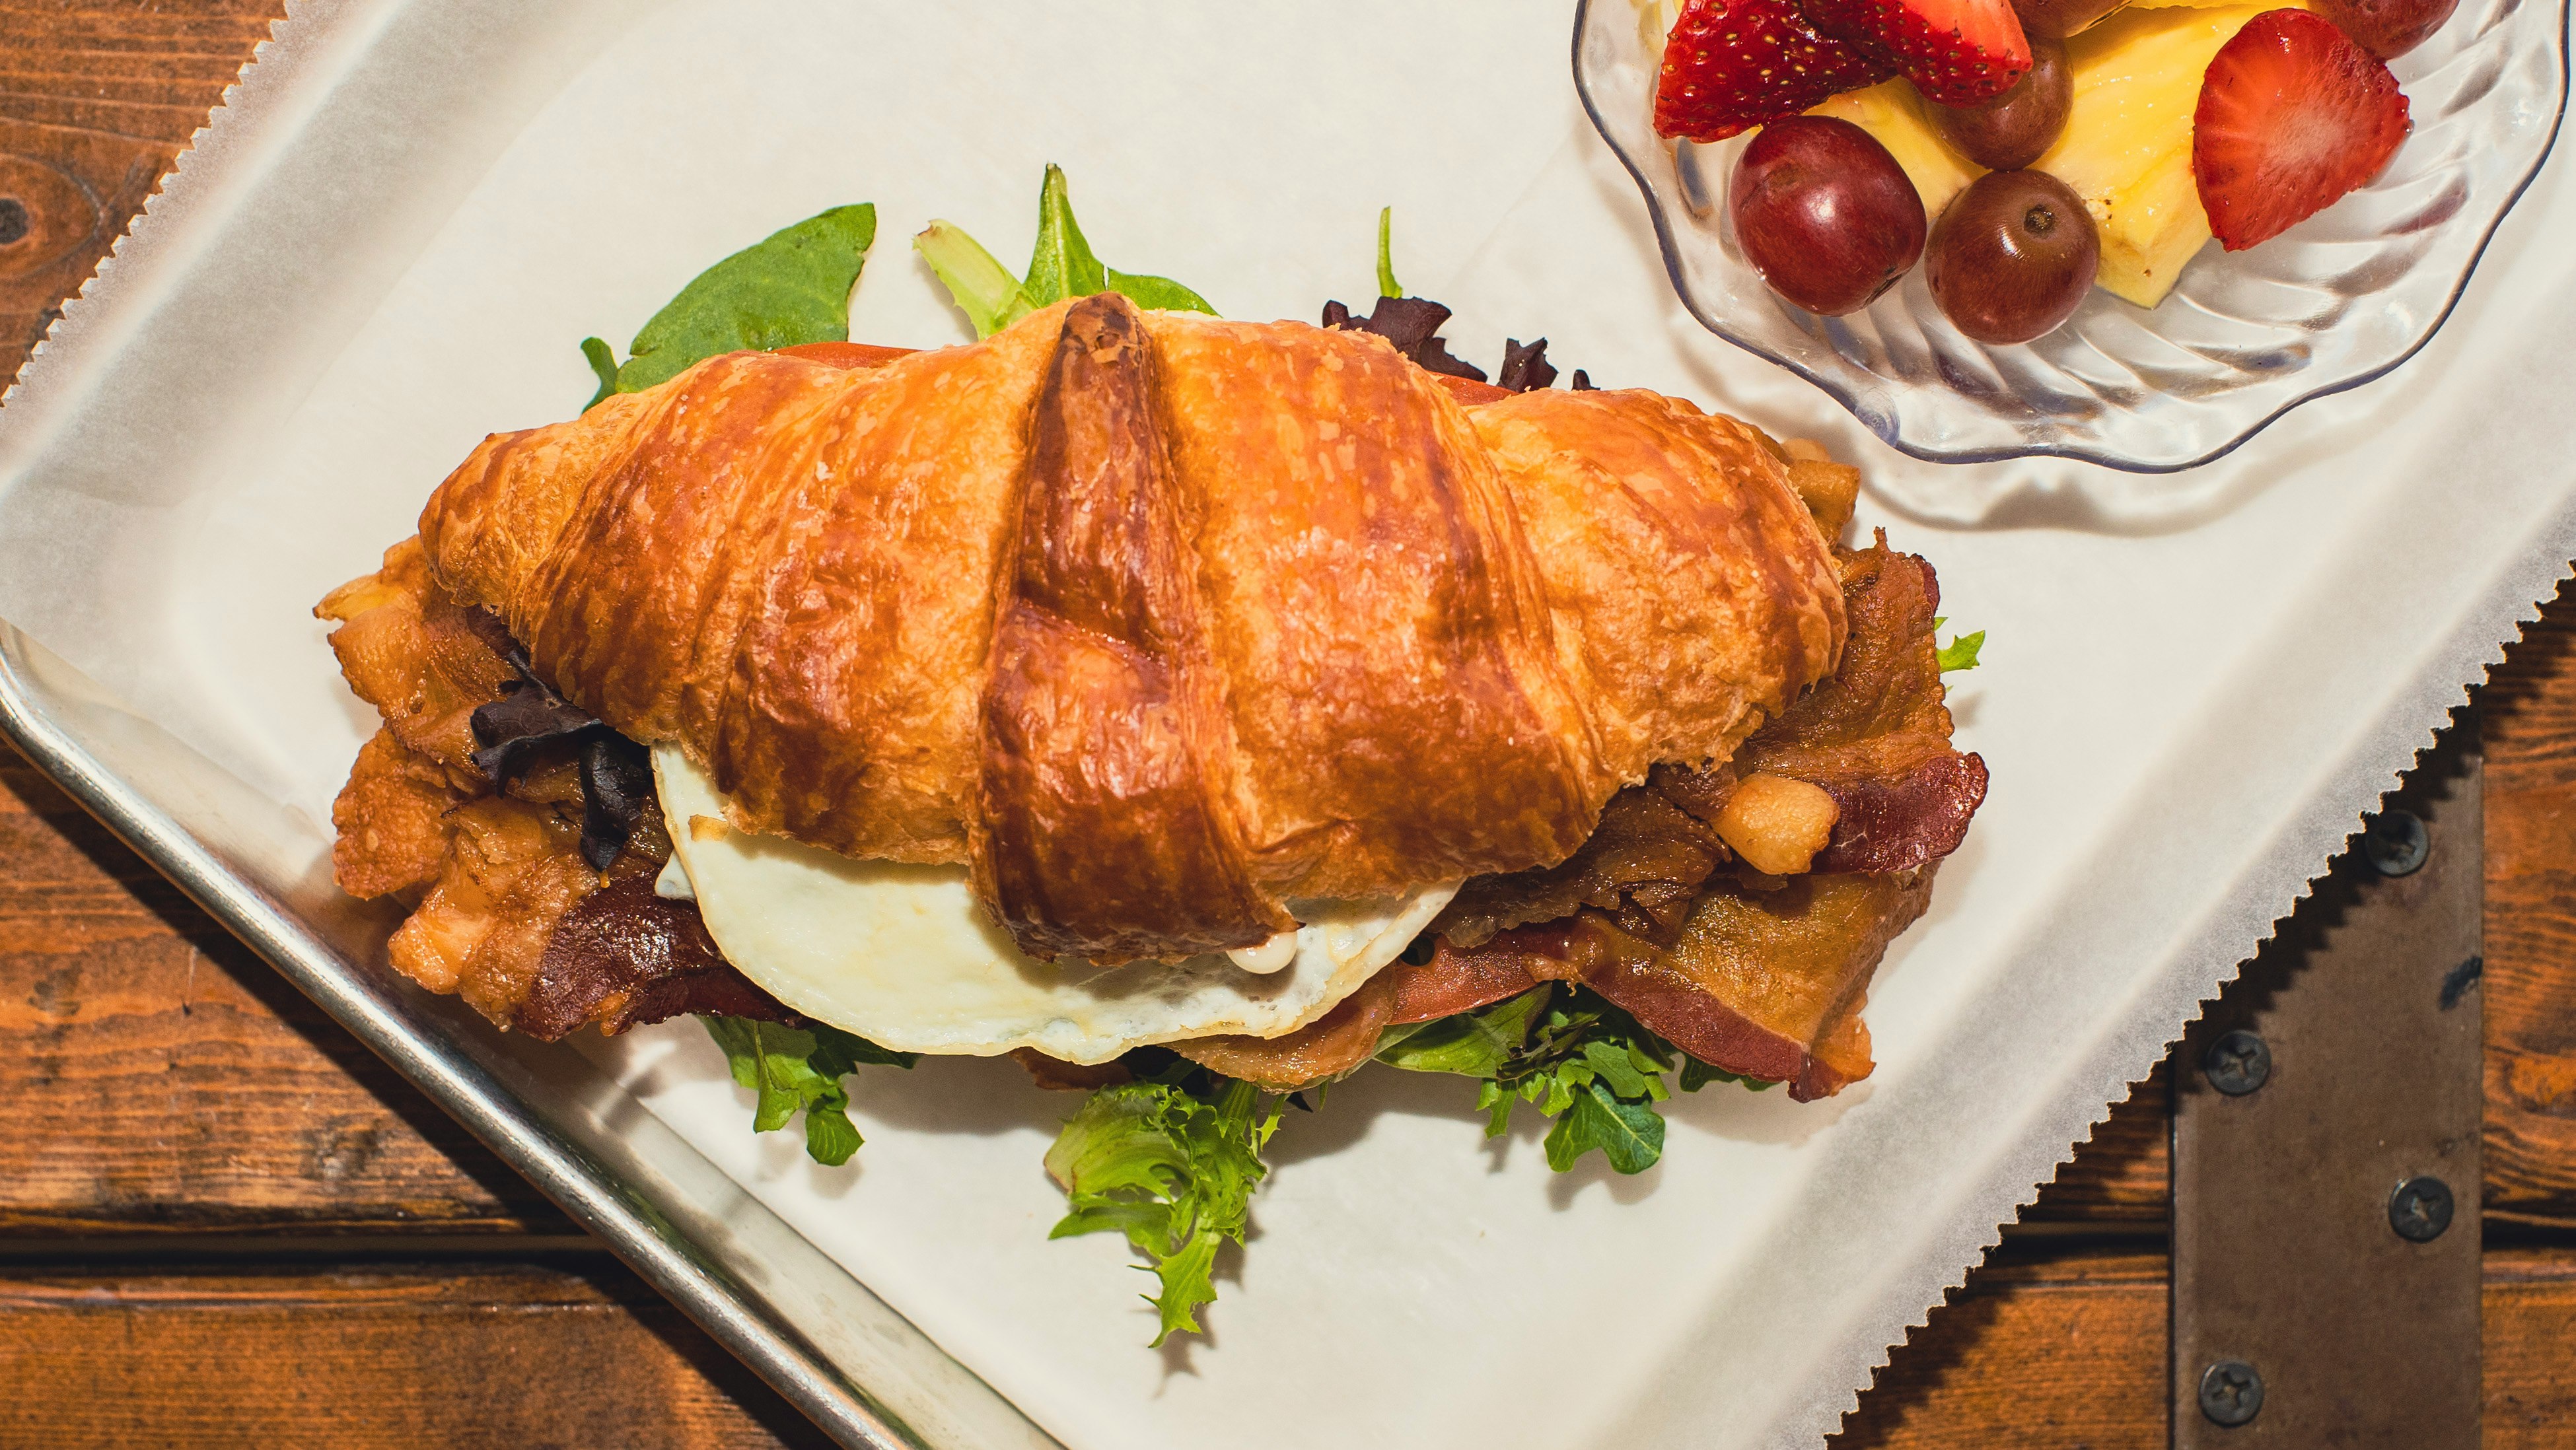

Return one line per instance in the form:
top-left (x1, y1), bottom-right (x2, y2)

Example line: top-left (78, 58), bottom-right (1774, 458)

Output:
top-left (2202, 1029), bottom-right (2272, 1096)
top-left (2199, 1360), bottom-right (2264, 1426)
top-left (2361, 808), bottom-right (2429, 877)
top-left (2389, 1175), bottom-right (2455, 1242)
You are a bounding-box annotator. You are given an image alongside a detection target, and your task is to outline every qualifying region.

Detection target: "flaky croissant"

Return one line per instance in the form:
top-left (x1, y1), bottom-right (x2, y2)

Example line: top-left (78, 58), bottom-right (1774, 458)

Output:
top-left (418, 293), bottom-right (1845, 963)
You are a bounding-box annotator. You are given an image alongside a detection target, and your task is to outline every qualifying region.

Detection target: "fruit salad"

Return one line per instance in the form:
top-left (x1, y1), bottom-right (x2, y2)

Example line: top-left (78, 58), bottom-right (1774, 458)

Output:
top-left (1651, 0), bottom-right (2437, 343)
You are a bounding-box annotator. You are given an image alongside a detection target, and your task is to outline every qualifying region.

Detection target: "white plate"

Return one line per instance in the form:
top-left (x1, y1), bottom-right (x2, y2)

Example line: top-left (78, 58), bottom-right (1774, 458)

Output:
top-left (5, 3), bottom-right (2575, 1448)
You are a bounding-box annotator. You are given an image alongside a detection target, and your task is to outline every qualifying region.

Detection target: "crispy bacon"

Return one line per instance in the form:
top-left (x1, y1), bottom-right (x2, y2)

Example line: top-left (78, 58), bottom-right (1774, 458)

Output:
top-left (332, 728), bottom-right (471, 900)
top-left (323, 544), bottom-right (785, 1038)
top-left (1812, 752), bottom-right (1986, 874)
top-left (1176, 986), bottom-right (1396, 1088)
top-left (1172, 940), bottom-right (1565, 1089)
top-left (1431, 785), bottom-right (1734, 952)
top-left (1733, 542), bottom-right (1987, 875)
top-left (1375, 539), bottom-right (1980, 1098)
top-left (317, 537), bottom-right (517, 786)
top-left (1426, 866), bottom-right (1933, 1101)
top-left (517, 876), bottom-right (797, 1041)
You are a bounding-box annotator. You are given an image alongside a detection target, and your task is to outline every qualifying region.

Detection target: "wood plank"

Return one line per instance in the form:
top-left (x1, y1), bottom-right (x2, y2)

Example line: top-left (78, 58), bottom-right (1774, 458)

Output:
top-left (2023, 1064), bottom-right (2166, 1224)
top-left (0, 749), bottom-right (569, 1234)
top-left (0, 1), bottom-right (277, 388)
top-left (2482, 579), bottom-right (2576, 1226)
top-left (2484, 1246), bottom-right (2576, 1439)
top-left (0, 1259), bottom-right (829, 1448)
top-left (1, 1246), bottom-right (2556, 1447)
top-left (1832, 1247), bottom-right (2576, 1447)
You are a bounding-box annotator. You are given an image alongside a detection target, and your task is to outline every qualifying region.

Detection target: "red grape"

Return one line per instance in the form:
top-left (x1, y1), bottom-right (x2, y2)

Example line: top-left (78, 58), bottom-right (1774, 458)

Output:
top-left (1930, 38), bottom-right (2072, 171)
top-left (1926, 169), bottom-right (2099, 343)
top-left (1729, 117), bottom-right (1928, 316)
top-left (2310, 0), bottom-right (2459, 58)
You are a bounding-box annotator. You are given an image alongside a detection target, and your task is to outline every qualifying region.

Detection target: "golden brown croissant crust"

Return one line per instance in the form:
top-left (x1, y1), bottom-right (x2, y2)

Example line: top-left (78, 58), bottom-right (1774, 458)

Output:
top-left (418, 294), bottom-right (1845, 963)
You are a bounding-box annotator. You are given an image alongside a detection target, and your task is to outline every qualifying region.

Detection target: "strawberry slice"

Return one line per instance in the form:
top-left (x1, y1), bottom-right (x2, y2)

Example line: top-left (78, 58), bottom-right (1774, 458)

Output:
top-left (1653, 0), bottom-right (1896, 143)
top-left (2193, 9), bottom-right (2410, 251)
top-left (1799, 0), bottom-right (2030, 106)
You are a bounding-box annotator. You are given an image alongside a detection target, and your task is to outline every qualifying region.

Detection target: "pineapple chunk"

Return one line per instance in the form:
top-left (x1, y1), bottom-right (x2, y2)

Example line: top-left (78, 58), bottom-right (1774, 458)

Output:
top-left (1804, 81), bottom-right (1986, 221)
top-left (2036, 3), bottom-right (2295, 306)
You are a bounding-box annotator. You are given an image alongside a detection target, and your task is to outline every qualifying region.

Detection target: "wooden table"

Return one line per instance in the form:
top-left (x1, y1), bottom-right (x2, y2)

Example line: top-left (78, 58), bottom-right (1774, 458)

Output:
top-left (3, 7), bottom-right (2572, 1443)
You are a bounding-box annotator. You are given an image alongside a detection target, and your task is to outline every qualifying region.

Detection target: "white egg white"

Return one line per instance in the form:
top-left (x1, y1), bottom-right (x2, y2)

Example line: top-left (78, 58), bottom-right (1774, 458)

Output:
top-left (655, 745), bottom-right (1456, 1063)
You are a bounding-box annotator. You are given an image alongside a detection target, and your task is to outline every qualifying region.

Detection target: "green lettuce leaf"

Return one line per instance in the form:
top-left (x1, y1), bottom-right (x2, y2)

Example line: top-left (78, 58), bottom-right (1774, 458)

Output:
top-left (1937, 629), bottom-right (1985, 673)
top-left (586, 203), bottom-right (878, 399)
top-left (1377, 205), bottom-right (1402, 299)
top-left (1679, 1054), bottom-right (1773, 1093)
top-left (1044, 1074), bottom-right (1282, 1346)
top-left (1546, 1081), bottom-right (1666, 1174)
top-left (579, 335), bottom-right (620, 409)
top-left (701, 1016), bottom-right (915, 1167)
top-left (916, 164), bottom-right (1215, 340)
top-left (1931, 617), bottom-right (1984, 673)
top-left (1373, 986), bottom-right (1547, 1078)
top-left (1373, 984), bottom-right (1777, 1177)
top-left (913, 221), bottom-right (1026, 339)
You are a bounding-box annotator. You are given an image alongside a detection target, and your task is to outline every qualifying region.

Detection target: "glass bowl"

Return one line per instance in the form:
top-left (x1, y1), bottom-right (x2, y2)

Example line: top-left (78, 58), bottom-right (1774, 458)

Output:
top-left (1573, 0), bottom-right (2570, 471)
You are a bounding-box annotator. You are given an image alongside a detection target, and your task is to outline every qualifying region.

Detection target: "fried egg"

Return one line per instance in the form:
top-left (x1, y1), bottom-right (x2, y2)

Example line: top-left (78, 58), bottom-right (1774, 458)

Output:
top-left (655, 745), bottom-right (1455, 1063)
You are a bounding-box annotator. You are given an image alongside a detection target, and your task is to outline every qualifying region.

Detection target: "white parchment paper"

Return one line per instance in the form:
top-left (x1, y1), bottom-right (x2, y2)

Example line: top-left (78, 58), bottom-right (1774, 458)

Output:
top-left (3, 3), bottom-right (2572, 1447)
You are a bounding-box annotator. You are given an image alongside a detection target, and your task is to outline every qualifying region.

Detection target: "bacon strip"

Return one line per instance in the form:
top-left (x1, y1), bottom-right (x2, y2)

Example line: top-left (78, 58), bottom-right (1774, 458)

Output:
top-left (1733, 543), bottom-right (1987, 876)
top-left (1811, 752), bottom-right (1986, 874)
top-left (517, 876), bottom-right (796, 1041)
top-left (1424, 866), bottom-right (1931, 1102)
top-left (323, 545), bottom-right (790, 1038)
top-left (1210, 539), bottom-right (1980, 1096)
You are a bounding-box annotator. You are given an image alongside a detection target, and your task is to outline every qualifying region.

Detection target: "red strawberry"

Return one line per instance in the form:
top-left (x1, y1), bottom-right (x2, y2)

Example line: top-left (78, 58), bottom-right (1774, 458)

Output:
top-left (1799, 0), bottom-right (2031, 106)
top-left (2193, 9), bottom-right (2410, 251)
top-left (1653, 0), bottom-right (1896, 143)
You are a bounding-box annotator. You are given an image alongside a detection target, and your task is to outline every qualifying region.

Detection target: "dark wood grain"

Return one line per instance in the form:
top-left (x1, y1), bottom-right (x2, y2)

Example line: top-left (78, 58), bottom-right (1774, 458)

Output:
top-left (2023, 1063), bottom-right (2167, 1224)
top-left (2482, 582), bottom-right (2576, 1227)
top-left (0, 1260), bottom-right (830, 1448)
top-left (0, 2), bottom-right (278, 389)
top-left (1832, 1247), bottom-right (2576, 1447)
top-left (0, 749), bottom-right (569, 1234)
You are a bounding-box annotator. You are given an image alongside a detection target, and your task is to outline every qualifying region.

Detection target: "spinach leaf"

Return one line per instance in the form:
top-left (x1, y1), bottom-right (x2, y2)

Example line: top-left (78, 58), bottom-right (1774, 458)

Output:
top-left (588, 203), bottom-right (878, 398)
top-left (913, 221), bottom-right (1024, 338)
top-left (916, 164), bottom-right (1214, 339)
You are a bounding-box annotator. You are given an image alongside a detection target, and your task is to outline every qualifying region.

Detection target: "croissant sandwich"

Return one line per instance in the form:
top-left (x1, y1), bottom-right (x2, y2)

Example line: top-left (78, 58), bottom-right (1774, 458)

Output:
top-left (322, 291), bottom-right (1983, 1112)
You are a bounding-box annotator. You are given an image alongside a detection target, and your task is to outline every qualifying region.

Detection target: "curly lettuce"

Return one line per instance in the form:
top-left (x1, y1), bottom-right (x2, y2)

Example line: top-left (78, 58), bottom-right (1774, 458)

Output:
top-left (1044, 1071), bottom-right (1283, 1346)
top-left (1932, 616), bottom-right (1986, 673)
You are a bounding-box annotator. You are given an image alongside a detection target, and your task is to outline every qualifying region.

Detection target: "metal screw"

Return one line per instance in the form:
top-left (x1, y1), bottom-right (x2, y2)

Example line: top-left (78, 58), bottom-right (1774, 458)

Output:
top-left (2389, 1175), bottom-right (2455, 1242)
top-left (0, 197), bottom-right (28, 247)
top-left (2200, 1360), bottom-right (2265, 1426)
top-left (2203, 1029), bottom-right (2271, 1096)
top-left (2361, 808), bottom-right (2429, 877)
